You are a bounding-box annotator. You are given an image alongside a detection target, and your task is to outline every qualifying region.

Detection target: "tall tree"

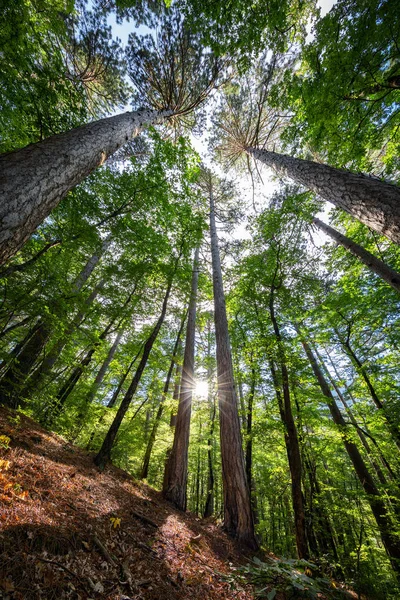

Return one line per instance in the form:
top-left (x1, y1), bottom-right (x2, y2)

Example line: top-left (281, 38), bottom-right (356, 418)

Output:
top-left (0, 10), bottom-right (222, 264)
top-left (163, 247), bottom-right (200, 509)
top-left (207, 172), bottom-right (258, 549)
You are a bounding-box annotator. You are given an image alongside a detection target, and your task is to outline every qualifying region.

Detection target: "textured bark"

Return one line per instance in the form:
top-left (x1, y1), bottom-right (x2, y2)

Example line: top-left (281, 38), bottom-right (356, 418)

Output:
top-left (313, 217), bottom-right (400, 293)
top-left (94, 275), bottom-right (174, 470)
top-left (247, 147), bottom-right (400, 245)
top-left (163, 248), bottom-right (200, 510)
top-left (141, 315), bottom-right (186, 481)
top-left (301, 337), bottom-right (400, 573)
top-left (268, 296), bottom-right (308, 560)
top-left (0, 109), bottom-right (172, 265)
top-left (209, 187), bottom-right (258, 549)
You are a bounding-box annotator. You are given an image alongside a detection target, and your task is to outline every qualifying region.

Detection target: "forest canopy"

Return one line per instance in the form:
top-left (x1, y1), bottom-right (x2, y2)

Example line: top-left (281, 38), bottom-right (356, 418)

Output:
top-left (0, 0), bottom-right (400, 598)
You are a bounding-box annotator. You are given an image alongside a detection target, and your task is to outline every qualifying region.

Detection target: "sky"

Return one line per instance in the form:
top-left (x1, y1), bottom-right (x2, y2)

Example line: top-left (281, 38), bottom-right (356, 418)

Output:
top-left (104, 0), bottom-right (338, 244)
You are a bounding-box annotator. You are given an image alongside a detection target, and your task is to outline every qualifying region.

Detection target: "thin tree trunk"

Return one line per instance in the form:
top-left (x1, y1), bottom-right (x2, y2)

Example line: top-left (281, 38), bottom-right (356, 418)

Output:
top-left (209, 185), bottom-right (258, 549)
top-left (300, 336), bottom-right (400, 574)
top-left (107, 344), bottom-right (144, 409)
top-left (338, 330), bottom-right (400, 449)
top-left (268, 289), bottom-right (308, 559)
top-left (325, 348), bottom-right (397, 480)
top-left (0, 241), bottom-right (110, 408)
top-left (0, 109), bottom-right (172, 264)
top-left (246, 361), bottom-right (258, 524)
top-left (0, 239), bottom-right (62, 278)
top-left (84, 328), bottom-right (124, 406)
top-left (94, 273), bottom-right (175, 470)
top-left (163, 248), bottom-right (199, 510)
top-left (247, 147), bottom-right (400, 245)
top-left (44, 316), bottom-right (118, 425)
top-left (141, 314), bottom-right (186, 480)
top-left (25, 278), bottom-right (106, 394)
top-left (313, 217), bottom-right (400, 293)
top-left (204, 321), bottom-right (216, 519)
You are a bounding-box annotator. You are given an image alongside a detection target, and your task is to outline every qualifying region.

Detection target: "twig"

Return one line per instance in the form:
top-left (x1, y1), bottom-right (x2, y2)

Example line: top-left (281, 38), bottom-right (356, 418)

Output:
top-left (35, 556), bottom-right (89, 594)
top-left (92, 534), bottom-right (117, 567)
top-left (131, 510), bottom-right (158, 528)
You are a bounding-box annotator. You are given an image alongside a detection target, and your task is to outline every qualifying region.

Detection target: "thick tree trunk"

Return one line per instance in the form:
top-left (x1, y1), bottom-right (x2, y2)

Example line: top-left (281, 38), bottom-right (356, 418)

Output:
top-left (94, 275), bottom-right (174, 470)
top-left (301, 337), bottom-right (400, 574)
top-left (247, 147), bottom-right (400, 245)
top-left (0, 109), bottom-right (171, 265)
top-left (163, 248), bottom-right (199, 510)
top-left (141, 315), bottom-right (186, 481)
top-left (209, 186), bottom-right (258, 549)
top-left (313, 217), bottom-right (400, 293)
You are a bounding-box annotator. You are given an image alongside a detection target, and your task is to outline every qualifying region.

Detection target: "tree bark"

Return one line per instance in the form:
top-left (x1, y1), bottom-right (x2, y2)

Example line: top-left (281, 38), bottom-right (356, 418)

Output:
top-left (94, 273), bottom-right (174, 470)
top-left (141, 314), bottom-right (186, 481)
top-left (300, 336), bottom-right (400, 574)
top-left (204, 320), bottom-right (216, 519)
top-left (209, 184), bottom-right (258, 549)
top-left (0, 109), bottom-right (171, 265)
top-left (163, 248), bottom-right (199, 510)
top-left (247, 147), bottom-right (400, 245)
top-left (313, 217), bottom-right (400, 293)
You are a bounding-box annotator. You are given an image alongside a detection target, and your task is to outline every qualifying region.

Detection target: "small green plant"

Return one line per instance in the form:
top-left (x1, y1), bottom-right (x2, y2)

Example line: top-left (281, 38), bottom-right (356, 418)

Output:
top-left (0, 435), bottom-right (11, 450)
top-left (225, 556), bottom-right (350, 599)
top-left (7, 413), bottom-right (21, 428)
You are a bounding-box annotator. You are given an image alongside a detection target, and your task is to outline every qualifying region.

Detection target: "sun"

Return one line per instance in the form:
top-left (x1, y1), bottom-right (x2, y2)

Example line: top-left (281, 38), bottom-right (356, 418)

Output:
top-left (195, 380), bottom-right (209, 399)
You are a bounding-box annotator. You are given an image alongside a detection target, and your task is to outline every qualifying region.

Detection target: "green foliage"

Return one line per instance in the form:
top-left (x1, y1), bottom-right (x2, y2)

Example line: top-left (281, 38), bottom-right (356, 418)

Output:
top-left (227, 556), bottom-right (349, 599)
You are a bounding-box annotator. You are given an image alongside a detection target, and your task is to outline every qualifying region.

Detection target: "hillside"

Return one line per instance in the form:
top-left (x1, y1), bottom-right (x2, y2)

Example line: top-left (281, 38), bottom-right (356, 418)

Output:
top-left (0, 408), bottom-right (358, 600)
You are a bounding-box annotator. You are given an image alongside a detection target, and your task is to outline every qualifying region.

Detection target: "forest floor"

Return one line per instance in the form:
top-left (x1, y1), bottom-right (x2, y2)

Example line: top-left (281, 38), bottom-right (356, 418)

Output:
top-left (0, 407), bottom-right (360, 600)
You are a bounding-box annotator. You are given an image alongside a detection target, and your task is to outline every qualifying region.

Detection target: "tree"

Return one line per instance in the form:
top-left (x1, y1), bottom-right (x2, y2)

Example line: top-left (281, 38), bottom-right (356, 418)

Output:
top-left (163, 247), bottom-right (200, 509)
top-left (206, 171), bottom-right (258, 549)
top-left (0, 9), bottom-right (223, 265)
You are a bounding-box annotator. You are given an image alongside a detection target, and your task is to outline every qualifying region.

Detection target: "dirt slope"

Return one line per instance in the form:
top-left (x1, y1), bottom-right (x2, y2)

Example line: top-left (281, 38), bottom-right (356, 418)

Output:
top-left (0, 408), bottom-right (255, 600)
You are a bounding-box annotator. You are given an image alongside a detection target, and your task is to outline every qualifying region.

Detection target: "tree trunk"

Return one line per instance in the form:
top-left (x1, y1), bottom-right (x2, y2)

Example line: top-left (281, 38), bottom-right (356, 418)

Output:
top-left (141, 315), bottom-right (186, 481)
top-left (313, 217), bottom-right (400, 293)
top-left (84, 328), bottom-right (124, 406)
top-left (247, 147), bottom-right (400, 245)
top-left (209, 185), bottom-right (258, 549)
top-left (44, 316), bottom-right (118, 425)
top-left (0, 239), bottom-right (62, 278)
top-left (338, 330), bottom-right (400, 449)
top-left (204, 321), bottom-right (216, 519)
top-left (246, 361), bottom-right (258, 524)
top-left (25, 278), bottom-right (106, 395)
top-left (94, 274), bottom-right (174, 470)
top-left (163, 248), bottom-right (199, 510)
top-left (0, 109), bottom-right (171, 264)
top-left (300, 336), bottom-right (400, 574)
